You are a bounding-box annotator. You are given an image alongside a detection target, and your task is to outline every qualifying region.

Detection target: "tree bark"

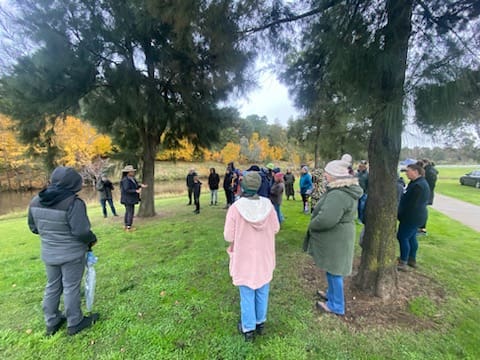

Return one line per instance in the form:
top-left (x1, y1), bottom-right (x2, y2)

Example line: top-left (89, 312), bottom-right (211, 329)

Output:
top-left (354, 0), bottom-right (413, 298)
top-left (138, 131), bottom-right (157, 217)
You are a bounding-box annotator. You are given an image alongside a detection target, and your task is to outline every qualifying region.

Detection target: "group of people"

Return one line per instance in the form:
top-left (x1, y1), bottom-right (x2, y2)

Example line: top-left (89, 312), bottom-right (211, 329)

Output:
top-left (226, 154), bottom-right (363, 341)
top-left (27, 155), bottom-right (436, 340)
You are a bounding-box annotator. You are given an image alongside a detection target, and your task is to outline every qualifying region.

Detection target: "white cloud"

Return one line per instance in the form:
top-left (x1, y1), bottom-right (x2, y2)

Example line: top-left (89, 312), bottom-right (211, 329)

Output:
top-left (230, 68), bottom-right (299, 126)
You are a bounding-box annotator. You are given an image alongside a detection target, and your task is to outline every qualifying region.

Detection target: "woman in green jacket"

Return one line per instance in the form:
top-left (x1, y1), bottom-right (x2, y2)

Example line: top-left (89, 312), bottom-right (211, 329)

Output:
top-left (303, 154), bottom-right (363, 315)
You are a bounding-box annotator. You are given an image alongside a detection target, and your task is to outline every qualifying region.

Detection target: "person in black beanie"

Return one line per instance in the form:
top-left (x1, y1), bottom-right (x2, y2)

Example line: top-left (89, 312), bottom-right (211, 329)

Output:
top-left (28, 166), bottom-right (99, 336)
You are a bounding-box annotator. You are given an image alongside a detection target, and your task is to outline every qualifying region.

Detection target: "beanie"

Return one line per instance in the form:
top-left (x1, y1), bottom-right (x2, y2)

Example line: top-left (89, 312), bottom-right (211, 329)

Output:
top-left (241, 171), bottom-right (262, 195)
top-left (325, 154), bottom-right (353, 178)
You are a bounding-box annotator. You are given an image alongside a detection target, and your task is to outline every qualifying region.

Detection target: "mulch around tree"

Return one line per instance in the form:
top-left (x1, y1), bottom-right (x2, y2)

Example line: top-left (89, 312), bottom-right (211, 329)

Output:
top-left (300, 257), bottom-right (447, 331)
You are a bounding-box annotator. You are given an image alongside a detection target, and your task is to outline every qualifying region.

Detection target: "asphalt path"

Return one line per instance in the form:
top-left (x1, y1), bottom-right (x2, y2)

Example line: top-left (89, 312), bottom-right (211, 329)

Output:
top-left (432, 193), bottom-right (480, 232)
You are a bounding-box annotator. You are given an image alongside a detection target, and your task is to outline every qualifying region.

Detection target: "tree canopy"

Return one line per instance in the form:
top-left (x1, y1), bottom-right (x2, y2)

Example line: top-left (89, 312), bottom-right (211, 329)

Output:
top-left (0, 0), bottom-right (273, 216)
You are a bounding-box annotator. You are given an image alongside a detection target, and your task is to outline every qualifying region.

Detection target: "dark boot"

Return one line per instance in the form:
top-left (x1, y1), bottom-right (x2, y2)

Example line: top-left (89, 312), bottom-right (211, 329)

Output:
top-left (45, 315), bottom-right (66, 336)
top-left (255, 322), bottom-right (265, 335)
top-left (238, 321), bottom-right (255, 342)
top-left (67, 313), bottom-right (99, 336)
top-left (244, 330), bottom-right (255, 342)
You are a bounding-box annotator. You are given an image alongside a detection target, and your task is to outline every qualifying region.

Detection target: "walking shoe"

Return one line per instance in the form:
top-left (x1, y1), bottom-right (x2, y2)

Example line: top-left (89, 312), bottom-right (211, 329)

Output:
top-left (45, 315), bottom-right (66, 336)
top-left (316, 290), bottom-right (328, 301)
top-left (237, 321), bottom-right (255, 342)
top-left (316, 301), bottom-right (333, 314)
top-left (407, 258), bottom-right (417, 268)
top-left (67, 313), bottom-right (99, 336)
top-left (244, 330), bottom-right (255, 342)
top-left (255, 322), bottom-right (265, 335)
top-left (397, 262), bottom-right (410, 272)
top-left (125, 226), bottom-right (136, 232)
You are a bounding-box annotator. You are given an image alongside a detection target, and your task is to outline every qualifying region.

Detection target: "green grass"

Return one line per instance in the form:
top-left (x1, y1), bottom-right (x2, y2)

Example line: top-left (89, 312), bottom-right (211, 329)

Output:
top-left (435, 166), bottom-right (480, 206)
top-left (1, 194), bottom-right (479, 359)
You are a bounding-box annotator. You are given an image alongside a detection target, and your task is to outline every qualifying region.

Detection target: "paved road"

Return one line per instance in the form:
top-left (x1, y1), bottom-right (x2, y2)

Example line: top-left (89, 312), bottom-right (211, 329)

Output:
top-left (432, 193), bottom-right (480, 232)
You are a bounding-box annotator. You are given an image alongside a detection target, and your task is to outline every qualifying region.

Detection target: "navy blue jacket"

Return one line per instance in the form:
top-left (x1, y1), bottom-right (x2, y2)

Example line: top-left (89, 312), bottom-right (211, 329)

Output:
top-left (397, 176), bottom-right (430, 226)
top-left (120, 176), bottom-right (141, 205)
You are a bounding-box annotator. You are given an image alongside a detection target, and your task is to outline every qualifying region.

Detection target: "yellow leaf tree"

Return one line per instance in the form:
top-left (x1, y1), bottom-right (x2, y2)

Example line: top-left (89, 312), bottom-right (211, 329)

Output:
top-left (53, 116), bottom-right (113, 168)
top-left (0, 115), bottom-right (30, 189)
top-left (220, 142), bottom-right (241, 164)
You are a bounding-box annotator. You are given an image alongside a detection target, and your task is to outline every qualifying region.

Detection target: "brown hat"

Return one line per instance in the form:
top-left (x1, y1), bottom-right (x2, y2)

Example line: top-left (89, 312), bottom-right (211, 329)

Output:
top-left (122, 165), bottom-right (136, 172)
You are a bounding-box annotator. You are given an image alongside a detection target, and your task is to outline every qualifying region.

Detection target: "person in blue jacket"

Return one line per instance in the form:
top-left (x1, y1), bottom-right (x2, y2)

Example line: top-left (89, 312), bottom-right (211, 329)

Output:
top-left (299, 166), bottom-right (313, 213)
top-left (397, 163), bottom-right (430, 271)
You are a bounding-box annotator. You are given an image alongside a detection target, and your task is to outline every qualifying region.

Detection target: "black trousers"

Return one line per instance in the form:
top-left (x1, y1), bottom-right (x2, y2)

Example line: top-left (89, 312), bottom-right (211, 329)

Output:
top-left (124, 204), bottom-right (135, 227)
top-left (188, 187), bottom-right (194, 204)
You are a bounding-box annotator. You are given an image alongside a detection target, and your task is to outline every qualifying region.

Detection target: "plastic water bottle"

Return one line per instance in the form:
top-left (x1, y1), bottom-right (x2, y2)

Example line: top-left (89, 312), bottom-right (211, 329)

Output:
top-left (85, 251), bottom-right (98, 312)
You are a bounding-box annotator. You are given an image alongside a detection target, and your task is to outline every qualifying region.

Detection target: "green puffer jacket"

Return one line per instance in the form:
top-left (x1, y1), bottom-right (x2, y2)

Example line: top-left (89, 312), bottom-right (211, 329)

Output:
top-left (303, 178), bottom-right (363, 276)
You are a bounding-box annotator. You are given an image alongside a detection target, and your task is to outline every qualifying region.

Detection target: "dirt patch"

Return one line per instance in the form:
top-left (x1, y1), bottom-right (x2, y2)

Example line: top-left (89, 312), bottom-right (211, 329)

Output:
top-left (300, 257), bottom-right (447, 331)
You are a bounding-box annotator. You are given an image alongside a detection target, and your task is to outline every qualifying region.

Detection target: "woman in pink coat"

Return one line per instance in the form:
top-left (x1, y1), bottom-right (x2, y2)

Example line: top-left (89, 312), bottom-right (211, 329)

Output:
top-left (224, 171), bottom-right (280, 341)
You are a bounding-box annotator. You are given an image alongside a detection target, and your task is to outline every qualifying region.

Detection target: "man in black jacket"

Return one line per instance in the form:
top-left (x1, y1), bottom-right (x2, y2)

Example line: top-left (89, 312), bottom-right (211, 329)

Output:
top-left (186, 168), bottom-right (197, 205)
top-left (28, 166), bottom-right (99, 336)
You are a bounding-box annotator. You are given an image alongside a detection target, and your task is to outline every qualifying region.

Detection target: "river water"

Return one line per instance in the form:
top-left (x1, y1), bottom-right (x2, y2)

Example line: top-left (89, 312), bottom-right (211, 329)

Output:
top-left (0, 180), bottom-right (186, 216)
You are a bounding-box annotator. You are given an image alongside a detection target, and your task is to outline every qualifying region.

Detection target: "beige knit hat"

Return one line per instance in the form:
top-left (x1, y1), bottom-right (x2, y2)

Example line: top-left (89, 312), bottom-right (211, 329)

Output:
top-left (325, 154), bottom-right (353, 178)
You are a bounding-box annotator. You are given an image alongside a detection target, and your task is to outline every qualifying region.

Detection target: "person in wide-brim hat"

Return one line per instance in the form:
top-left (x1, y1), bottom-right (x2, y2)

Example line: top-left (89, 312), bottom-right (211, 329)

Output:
top-left (122, 165), bottom-right (136, 173)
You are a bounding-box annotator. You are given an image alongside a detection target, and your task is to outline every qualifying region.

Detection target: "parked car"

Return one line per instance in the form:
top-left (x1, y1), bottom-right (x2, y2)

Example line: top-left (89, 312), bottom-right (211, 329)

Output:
top-left (460, 170), bottom-right (480, 188)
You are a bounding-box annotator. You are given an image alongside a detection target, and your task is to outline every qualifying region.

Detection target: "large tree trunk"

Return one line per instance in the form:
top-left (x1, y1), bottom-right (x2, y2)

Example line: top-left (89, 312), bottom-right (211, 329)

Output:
top-left (354, 0), bottom-right (413, 298)
top-left (138, 131), bottom-right (157, 217)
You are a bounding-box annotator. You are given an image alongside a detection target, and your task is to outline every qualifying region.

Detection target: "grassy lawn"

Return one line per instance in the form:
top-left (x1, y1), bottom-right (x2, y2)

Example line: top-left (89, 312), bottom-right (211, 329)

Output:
top-left (435, 166), bottom-right (480, 206)
top-left (1, 193), bottom-right (479, 359)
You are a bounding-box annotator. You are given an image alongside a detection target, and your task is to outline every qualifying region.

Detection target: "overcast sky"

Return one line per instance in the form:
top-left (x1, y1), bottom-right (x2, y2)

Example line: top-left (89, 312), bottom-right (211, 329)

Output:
top-left (230, 66), bottom-right (300, 126)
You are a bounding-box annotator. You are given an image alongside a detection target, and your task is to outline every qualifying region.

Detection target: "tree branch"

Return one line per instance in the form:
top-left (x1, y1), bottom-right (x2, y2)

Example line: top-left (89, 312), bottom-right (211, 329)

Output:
top-left (240, 6), bottom-right (327, 35)
top-left (416, 0), bottom-right (480, 61)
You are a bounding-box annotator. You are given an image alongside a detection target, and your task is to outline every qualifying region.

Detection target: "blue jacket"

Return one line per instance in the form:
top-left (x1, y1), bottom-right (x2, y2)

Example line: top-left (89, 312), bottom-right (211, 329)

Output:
top-left (397, 176), bottom-right (430, 226)
top-left (299, 173), bottom-right (313, 195)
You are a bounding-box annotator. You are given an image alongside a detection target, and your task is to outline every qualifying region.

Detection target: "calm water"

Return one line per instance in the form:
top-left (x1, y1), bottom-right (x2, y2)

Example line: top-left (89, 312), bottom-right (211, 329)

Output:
top-left (0, 180), bottom-right (187, 216)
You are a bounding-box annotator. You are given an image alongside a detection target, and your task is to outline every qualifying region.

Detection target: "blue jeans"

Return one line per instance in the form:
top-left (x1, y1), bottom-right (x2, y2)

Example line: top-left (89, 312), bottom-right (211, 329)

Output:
top-left (273, 204), bottom-right (284, 224)
top-left (325, 272), bottom-right (345, 315)
top-left (100, 198), bottom-right (117, 217)
top-left (238, 283), bottom-right (270, 332)
top-left (358, 194), bottom-right (367, 224)
top-left (397, 222), bottom-right (419, 262)
top-left (210, 190), bottom-right (218, 204)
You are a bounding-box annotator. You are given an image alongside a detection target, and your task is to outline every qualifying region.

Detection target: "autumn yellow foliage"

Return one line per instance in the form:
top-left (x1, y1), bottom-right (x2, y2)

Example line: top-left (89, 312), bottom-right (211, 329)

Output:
top-left (0, 115), bottom-right (29, 170)
top-left (53, 116), bottom-right (113, 167)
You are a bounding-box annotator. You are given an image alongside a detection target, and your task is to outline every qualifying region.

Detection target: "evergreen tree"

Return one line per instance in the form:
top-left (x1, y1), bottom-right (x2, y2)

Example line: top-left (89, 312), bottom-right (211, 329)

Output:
top-left (0, 0), bottom-right (263, 216)
top-left (265, 0), bottom-right (480, 297)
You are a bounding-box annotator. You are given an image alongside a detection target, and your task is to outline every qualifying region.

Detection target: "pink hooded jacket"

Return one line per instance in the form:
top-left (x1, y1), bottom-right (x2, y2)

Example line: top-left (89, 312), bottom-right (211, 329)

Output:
top-left (224, 196), bottom-right (280, 289)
